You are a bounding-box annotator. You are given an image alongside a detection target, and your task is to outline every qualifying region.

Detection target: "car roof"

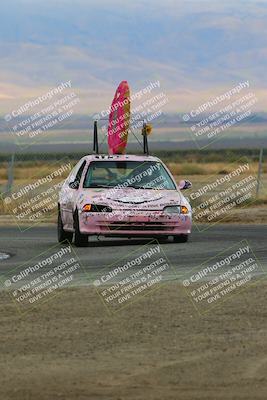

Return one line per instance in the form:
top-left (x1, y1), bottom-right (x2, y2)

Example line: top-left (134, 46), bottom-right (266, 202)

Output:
top-left (82, 154), bottom-right (161, 162)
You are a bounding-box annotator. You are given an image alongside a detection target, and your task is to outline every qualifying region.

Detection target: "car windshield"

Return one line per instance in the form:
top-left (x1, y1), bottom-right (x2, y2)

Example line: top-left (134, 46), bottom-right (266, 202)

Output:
top-left (83, 160), bottom-right (176, 190)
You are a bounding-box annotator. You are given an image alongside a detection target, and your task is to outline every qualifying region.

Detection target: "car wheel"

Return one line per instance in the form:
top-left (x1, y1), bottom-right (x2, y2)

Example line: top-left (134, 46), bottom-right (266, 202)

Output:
top-left (73, 211), bottom-right (88, 247)
top-left (58, 209), bottom-right (73, 243)
top-left (173, 234), bottom-right (188, 243)
top-left (157, 236), bottom-right (170, 243)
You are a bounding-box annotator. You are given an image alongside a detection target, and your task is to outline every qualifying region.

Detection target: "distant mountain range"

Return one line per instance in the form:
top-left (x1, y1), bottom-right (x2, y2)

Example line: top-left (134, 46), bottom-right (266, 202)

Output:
top-left (1, 112), bottom-right (267, 132)
top-left (1, 0), bottom-right (267, 114)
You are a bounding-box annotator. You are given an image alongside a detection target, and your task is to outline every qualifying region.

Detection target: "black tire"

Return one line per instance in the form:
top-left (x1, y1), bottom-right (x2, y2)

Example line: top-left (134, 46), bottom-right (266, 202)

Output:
top-left (173, 234), bottom-right (188, 243)
top-left (57, 209), bottom-right (73, 243)
top-left (157, 236), bottom-right (170, 243)
top-left (73, 211), bottom-right (88, 247)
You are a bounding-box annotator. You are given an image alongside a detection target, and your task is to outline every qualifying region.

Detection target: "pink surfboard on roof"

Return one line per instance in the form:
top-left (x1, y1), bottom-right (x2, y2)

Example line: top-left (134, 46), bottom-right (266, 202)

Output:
top-left (108, 81), bottom-right (131, 155)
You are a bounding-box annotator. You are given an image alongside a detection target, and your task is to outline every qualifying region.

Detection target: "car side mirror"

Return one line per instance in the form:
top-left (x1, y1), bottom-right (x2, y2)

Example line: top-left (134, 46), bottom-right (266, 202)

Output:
top-left (178, 179), bottom-right (192, 190)
top-left (69, 180), bottom-right (79, 189)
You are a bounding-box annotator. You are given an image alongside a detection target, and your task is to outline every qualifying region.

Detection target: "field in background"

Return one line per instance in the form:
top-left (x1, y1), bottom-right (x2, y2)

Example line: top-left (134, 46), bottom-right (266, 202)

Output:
top-left (0, 149), bottom-right (266, 221)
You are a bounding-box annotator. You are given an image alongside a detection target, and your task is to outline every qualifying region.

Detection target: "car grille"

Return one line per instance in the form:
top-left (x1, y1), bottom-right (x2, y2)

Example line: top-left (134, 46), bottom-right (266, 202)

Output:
top-left (106, 221), bottom-right (175, 231)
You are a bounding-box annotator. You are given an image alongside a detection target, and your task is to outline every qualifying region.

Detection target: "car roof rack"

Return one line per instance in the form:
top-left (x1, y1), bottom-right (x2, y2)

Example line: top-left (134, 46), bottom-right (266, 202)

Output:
top-left (93, 120), bottom-right (150, 155)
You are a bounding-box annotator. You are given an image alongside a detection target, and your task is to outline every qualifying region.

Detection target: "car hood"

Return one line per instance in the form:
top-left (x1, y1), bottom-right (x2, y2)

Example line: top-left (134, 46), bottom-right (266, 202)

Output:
top-left (77, 188), bottom-right (190, 210)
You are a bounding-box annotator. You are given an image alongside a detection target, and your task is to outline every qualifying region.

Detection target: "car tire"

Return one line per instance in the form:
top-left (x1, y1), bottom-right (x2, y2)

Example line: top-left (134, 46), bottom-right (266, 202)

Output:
top-left (157, 236), bottom-right (170, 243)
top-left (73, 211), bottom-right (88, 247)
top-left (173, 234), bottom-right (188, 243)
top-left (58, 209), bottom-right (73, 243)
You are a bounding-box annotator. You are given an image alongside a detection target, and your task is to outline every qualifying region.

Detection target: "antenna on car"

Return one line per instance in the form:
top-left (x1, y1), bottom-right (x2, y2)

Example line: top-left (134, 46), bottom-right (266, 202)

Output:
top-left (93, 120), bottom-right (99, 154)
top-left (142, 122), bottom-right (150, 155)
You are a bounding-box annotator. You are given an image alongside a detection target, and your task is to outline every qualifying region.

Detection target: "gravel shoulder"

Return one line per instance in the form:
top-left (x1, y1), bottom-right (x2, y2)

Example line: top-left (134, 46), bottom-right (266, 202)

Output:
top-left (0, 282), bottom-right (267, 400)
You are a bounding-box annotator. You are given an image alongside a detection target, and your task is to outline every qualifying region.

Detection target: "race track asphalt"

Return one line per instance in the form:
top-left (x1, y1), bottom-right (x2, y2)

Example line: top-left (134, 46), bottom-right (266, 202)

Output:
top-left (0, 224), bottom-right (266, 286)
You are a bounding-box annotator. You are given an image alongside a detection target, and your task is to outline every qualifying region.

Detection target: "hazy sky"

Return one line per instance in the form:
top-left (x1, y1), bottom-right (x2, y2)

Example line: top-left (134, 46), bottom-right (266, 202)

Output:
top-left (1, 0), bottom-right (267, 113)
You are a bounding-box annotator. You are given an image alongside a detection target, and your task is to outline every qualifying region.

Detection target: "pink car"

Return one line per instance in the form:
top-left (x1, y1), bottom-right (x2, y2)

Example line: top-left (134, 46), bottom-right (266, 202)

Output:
top-left (58, 154), bottom-right (192, 246)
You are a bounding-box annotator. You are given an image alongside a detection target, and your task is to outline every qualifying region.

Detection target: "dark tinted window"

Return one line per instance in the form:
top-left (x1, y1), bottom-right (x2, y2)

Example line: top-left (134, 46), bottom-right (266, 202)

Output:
top-left (75, 160), bottom-right (86, 185)
top-left (83, 161), bottom-right (176, 190)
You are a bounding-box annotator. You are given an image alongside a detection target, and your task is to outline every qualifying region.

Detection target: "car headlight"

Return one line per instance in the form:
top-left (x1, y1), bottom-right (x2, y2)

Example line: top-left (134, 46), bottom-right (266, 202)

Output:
top-left (180, 206), bottom-right (189, 214)
top-left (163, 205), bottom-right (189, 215)
top-left (82, 204), bottom-right (112, 212)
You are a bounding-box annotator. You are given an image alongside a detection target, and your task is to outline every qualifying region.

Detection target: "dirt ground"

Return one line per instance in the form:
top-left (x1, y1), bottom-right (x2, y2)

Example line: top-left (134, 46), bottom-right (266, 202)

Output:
top-left (219, 205), bottom-right (267, 224)
top-left (0, 281), bottom-right (267, 400)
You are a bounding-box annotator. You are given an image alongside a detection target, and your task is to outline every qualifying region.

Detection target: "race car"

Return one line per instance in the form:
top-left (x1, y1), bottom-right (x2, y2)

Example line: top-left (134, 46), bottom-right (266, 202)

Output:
top-left (57, 153), bottom-right (192, 246)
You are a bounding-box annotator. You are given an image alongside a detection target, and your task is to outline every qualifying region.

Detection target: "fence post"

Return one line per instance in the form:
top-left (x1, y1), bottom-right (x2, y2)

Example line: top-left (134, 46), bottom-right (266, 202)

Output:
top-left (6, 154), bottom-right (15, 194)
top-left (256, 148), bottom-right (263, 198)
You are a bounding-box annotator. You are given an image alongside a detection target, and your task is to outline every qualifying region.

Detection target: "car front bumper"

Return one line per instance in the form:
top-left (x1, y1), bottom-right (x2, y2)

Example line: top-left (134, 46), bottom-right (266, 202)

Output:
top-left (79, 210), bottom-right (192, 236)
